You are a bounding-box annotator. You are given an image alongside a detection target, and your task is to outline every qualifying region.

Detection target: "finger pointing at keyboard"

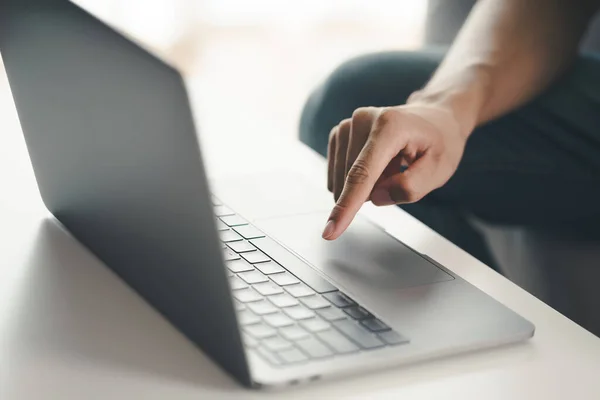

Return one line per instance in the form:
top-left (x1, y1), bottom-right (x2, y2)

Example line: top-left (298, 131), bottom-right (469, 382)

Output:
top-left (321, 103), bottom-right (468, 241)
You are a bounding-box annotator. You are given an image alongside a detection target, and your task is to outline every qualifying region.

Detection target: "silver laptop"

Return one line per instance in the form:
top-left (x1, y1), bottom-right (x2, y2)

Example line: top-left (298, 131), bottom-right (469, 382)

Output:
top-left (0, 0), bottom-right (534, 389)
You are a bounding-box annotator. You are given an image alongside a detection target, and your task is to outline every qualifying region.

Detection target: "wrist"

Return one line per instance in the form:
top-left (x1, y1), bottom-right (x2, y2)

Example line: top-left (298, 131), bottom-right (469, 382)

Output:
top-left (407, 66), bottom-right (491, 139)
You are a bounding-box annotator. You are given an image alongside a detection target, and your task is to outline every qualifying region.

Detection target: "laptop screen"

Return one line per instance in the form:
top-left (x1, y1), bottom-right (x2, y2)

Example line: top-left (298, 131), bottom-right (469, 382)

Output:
top-left (0, 0), bottom-right (250, 383)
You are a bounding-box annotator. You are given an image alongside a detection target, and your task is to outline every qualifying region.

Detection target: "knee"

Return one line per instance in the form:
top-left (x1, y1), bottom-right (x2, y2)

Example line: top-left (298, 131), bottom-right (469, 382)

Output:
top-left (298, 50), bottom-right (443, 157)
top-left (298, 55), bottom-right (372, 157)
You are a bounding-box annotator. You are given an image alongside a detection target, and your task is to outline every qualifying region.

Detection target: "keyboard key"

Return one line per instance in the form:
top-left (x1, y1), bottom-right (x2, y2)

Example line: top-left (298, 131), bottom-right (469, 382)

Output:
top-left (234, 300), bottom-right (246, 311)
top-left (253, 282), bottom-right (284, 296)
top-left (254, 346), bottom-right (281, 366)
top-left (278, 348), bottom-right (308, 364)
top-left (244, 323), bottom-right (278, 339)
top-left (323, 292), bottom-right (356, 308)
top-left (215, 219), bottom-right (229, 231)
top-left (222, 248), bottom-right (240, 261)
top-left (227, 241), bottom-right (256, 253)
top-left (285, 284), bottom-right (316, 298)
top-left (361, 318), bottom-right (391, 332)
top-left (263, 312), bottom-right (295, 328)
top-left (316, 307), bottom-right (347, 321)
top-left (343, 306), bottom-right (372, 320)
top-left (238, 309), bottom-right (261, 325)
top-left (241, 251), bottom-right (271, 264)
top-left (226, 259), bottom-right (254, 273)
top-left (333, 320), bottom-right (385, 349)
top-left (220, 229), bottom-right (243, 243)
top-left (270, 272), bottom-right (300, 286)
top-left (229, 276), bottom-right (248, 290)
top-left (238, 270), bottom-right (269, 284)
top-left (247, 300), bottom-right (278, 315)
top-left (295, 337), bottom-right (334, 359)
top-left (242, 333), bottom-right (259, 348)
top-left (226, 270), bottom-right (234, 278)
top-left (234, 225), bottom-right (266, 239)
top-left (214, 205), bottom-right (234, 216)
top-left (316, 330), bottom-right (360, 354)
top-left (262, 337), bottom-right (294, 352)
top-left (300, 295), bottom-right (331, 309)
top-left (378, 330), bottom-right (410, 346)
top-left (279, 325), bottom-right (310, 341)
top-left (233, 288), bottom-right (263, 303)
top-left (268, 293), bottom-right (299, 308)
top-left (283, 306), bottom-right (316, 320)
top-left (251, 237), bottom-right (338, 293)
top-left (220, 215), bottom-right (249, 227)
top-left (299, 317), bottom-right (331, 333)
top-left (254, 262), bottom-right (285, 275)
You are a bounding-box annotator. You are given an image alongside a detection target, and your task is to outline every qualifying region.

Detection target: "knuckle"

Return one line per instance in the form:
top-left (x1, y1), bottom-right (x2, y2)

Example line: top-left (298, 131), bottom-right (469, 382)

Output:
top-left (393, 179), bottom-right (421, 203)
top-left (346, 160), bottom-right (371, 185)
top-left (371, 110), bottom-right (395, 139)
top-left (377, 108), bottom-right (398, 125)
top-left (339, 118), bottom-right (352, 133)
top-left (329, 202), bottom-right (349, 218)
top-left (402, 178), bottom-right (418, 199)
top-left (390, 179), bottom-right (423, 203)
top-left (352, 107), bottom-right (371, 123)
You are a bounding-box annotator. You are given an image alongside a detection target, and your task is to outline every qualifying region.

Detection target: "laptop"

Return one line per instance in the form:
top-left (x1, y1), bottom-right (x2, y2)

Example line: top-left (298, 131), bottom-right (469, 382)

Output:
top-left (0, 0), bottom-right (534, 389)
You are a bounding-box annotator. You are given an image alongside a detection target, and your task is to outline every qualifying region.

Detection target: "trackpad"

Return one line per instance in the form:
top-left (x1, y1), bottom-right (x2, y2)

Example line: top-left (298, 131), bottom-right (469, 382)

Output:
top-left (254, 212), bottom-right (453, 291)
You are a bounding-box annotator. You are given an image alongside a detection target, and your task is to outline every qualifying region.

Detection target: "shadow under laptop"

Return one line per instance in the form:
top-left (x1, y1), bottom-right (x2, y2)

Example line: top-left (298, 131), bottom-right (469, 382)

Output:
top-left (3, 218), bottom-right (241, 392)
top-left (3, 218), bottom-right (538, 397)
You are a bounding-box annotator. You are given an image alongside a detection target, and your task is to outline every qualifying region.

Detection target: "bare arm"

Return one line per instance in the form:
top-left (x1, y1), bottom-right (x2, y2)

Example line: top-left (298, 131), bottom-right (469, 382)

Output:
top-left (412, 0), bottom-right (600, 137)
top-left (323, 0), bottom-right (600, 240)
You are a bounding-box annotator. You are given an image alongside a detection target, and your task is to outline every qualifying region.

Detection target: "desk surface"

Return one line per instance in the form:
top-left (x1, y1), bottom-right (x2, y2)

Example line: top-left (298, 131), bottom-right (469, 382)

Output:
top-left (1, 64), bottom-right (600, 399)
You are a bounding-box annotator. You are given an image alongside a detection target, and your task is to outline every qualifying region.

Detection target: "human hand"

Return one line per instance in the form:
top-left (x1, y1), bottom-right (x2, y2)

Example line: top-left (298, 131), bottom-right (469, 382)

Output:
top-left (322, 102), bottom-right (468, 240)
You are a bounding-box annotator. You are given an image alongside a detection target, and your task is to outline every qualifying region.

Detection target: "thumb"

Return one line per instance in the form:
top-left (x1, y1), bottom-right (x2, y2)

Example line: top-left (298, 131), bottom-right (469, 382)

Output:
top-left (370, 154), bottom-right (437, 205)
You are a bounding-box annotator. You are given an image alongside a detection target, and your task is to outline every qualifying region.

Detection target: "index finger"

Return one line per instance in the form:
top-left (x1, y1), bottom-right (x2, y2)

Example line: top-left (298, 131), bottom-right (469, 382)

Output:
top-left (322, 124), bottom-right (404, 240)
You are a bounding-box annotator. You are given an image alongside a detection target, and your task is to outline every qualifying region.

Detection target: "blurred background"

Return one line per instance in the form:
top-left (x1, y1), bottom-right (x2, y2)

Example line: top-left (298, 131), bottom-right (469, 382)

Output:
top-left (70, 0), bottom-right (431, 143)
top-left (4, 0), bottom-right (600, 144)
top-left (1, 0), bottom-right (473, 215)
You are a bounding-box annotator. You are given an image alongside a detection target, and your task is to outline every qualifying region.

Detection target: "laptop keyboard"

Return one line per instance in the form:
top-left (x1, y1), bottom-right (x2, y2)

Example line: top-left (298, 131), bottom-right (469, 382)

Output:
top-left (213, 196), bottom-right (410, 367)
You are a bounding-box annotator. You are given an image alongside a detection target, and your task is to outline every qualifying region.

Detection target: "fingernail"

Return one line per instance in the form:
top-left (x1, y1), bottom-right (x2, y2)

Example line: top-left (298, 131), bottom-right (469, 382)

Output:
top-left (371, 189), bottom-right (394, 206)
top-left (322, 220), bottom-right (336, 239)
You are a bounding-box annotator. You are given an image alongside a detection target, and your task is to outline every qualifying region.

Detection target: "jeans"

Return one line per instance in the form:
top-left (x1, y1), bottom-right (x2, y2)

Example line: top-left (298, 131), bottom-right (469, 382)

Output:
top-left (299, 50), bottom-right (600, 270)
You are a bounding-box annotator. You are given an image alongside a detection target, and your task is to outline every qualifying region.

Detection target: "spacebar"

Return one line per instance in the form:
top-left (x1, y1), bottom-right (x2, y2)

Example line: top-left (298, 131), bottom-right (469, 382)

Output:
top-left (250, 237), bottom-right (338, 294)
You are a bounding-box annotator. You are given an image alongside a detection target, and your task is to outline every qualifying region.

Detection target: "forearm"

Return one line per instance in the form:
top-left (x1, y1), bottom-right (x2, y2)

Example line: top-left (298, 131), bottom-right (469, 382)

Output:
top-left (410, 0), bottom-right (599, 137)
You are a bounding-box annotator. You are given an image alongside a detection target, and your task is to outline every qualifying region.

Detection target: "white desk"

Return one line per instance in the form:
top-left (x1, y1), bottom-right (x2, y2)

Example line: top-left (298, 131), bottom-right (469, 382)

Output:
top-left (1, 64), bottom-right (600, 400)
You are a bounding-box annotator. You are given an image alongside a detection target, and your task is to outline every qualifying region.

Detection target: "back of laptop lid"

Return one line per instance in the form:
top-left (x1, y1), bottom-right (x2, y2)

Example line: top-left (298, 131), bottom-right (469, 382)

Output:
top-left (0, 0), bottom-right (250, 385)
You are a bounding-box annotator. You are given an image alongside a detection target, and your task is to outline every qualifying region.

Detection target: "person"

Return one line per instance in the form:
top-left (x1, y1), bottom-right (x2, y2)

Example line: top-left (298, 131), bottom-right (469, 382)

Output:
top-left (299, 0), bottom-right (600, 270)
